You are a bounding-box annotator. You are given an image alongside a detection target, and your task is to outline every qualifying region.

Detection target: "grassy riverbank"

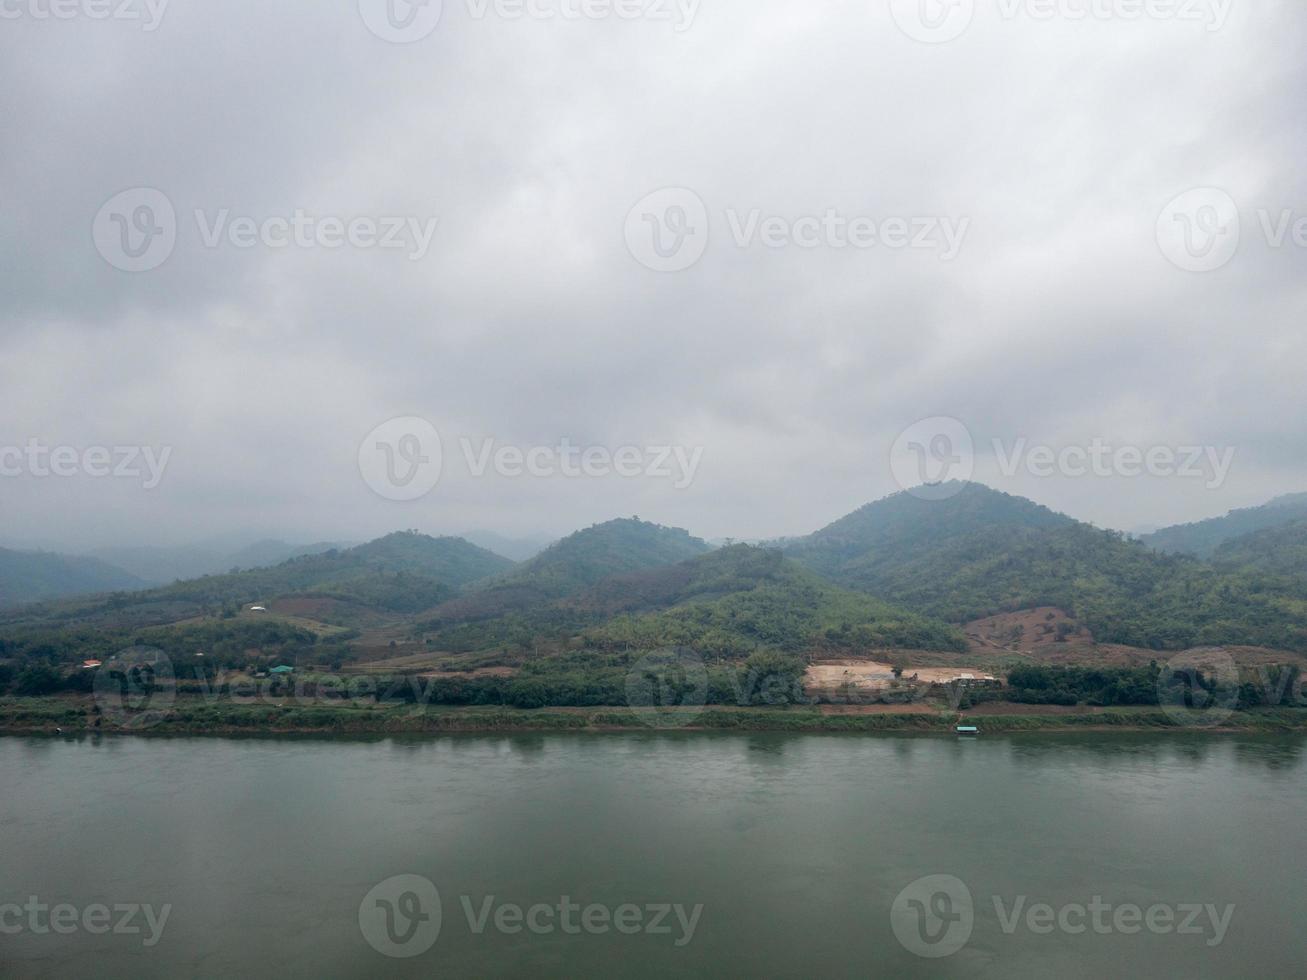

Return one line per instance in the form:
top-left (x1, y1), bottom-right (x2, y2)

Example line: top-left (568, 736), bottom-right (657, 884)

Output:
top-left (4, 697), bottom-right (1307, 736)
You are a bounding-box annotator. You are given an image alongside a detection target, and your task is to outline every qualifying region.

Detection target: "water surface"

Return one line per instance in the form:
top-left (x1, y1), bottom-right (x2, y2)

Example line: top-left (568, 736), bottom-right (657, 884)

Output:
top-left (1, 733), bottom-right (1303, 978)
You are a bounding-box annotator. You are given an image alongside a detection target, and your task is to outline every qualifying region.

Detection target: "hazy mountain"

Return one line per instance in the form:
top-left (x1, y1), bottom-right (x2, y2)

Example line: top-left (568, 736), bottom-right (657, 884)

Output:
top-left (577, 545), bottom-right (967, 654)
top-left (784, 482), bottom-right (1074, 588)
top-left (416, 542), bottom-right (965, 656)
top-left (460, 530), bottom-right (553, 562)
top-left (1141, 492), bottom-right (1307, 558)
top-left (1, 532), bottom-right (513, 629)
top-left (89, 539), bottom-right (347, 586)
top-left (0, 548), bottom-right (144, 608)
top-left (428, 519), bottom-right (712, 623)
top-left (785, 483), bottom-right (1307, 651)
top-left (1212, 520), bottom-right (1307, 581)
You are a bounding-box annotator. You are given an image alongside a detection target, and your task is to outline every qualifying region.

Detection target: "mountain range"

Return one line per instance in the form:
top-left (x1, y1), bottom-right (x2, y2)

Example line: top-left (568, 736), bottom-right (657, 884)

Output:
top-left (3, 485), bottom-right (1307, 673)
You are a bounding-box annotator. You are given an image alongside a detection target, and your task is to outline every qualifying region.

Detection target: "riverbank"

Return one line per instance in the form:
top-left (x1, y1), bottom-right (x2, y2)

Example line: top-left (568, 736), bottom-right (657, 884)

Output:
top-left (4, 697), bottom-right (1307, 735)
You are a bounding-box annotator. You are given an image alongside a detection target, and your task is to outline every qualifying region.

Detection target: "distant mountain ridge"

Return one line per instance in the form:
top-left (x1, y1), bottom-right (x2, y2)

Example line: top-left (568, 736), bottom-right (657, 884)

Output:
top-left (1142, 492), bottom-right (1307, 558)
top-left (578, 545), bottom-right (967, 655)
top-left (89, 539), bottom-right (348, 586)
top-left (427, 519), bottom-right (711, 623)
top-left (0, 532), bottom-right (514, 630)
top-left (0, 548), bottom-right (144, 608)
top-left (784, 483), bottom-right (1307, 651)
top-left (5, 486), bottom-right (1307, 668)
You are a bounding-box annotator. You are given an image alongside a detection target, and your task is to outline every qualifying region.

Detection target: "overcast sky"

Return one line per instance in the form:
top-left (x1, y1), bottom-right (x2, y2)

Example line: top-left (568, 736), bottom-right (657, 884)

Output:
top-left (1, 0), bottom-right (1304, 551)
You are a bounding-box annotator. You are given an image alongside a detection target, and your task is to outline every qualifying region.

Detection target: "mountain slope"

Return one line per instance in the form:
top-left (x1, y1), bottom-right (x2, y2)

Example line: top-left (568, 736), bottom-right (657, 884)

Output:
top-left (429, 519), bottom-right (711, 622)
top-left (0, 532), bottom-right (513, 630)
top-left (787, 483), bottom-right (1307, 651)
top-left (785, 482), bottom-right (1074, 588)
top-left (90, 539), bottom-right (346, 585)
top-left (1142, 492), bottom-right (1307, 558)
top-left (1212, 520), bottom-right (1307, 581)
top-left (0, 549), bottom-right (144, 607)
top-left (578, 545), bottom-right (967, 655)
top-left (418, 544), bottom-right (966, 656)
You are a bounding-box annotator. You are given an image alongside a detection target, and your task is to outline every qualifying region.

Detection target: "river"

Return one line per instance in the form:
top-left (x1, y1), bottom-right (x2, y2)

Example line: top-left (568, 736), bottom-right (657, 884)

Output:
top-left (1, 733), bottom-right (1303, 978)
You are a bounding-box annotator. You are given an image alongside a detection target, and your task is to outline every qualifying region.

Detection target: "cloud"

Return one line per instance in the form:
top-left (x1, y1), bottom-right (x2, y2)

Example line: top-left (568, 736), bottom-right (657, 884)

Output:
top-left (1, 0), bottom-right (1304, 549)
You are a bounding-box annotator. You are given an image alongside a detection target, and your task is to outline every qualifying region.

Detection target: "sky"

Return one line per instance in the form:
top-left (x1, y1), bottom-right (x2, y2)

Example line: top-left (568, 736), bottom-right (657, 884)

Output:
top-left (1, 0), bottom-right (1304, 551)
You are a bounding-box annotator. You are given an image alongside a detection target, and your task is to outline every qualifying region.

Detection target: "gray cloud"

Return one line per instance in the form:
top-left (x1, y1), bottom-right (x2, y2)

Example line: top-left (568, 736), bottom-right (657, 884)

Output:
top-left (1, 0), bottom-right (1304, 550)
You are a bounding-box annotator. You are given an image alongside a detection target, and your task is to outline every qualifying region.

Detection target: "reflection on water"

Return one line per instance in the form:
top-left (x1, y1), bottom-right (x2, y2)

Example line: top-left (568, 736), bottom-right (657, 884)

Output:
top-left (1, 732), bottom-right (1304, 980)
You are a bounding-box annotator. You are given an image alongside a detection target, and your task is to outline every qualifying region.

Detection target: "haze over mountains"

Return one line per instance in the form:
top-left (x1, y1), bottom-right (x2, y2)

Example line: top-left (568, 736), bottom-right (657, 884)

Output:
top-left (1139, 492), bottom-right (1307, 558)
top-left (0, 548), bottom-right (145, 608)
top-left (3, 484), bottom-right (1306, 671)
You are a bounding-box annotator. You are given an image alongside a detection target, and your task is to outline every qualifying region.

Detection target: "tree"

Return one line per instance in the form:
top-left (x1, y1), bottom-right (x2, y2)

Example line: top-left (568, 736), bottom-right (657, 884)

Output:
top-left (15, 663), bottom-right (63, 696)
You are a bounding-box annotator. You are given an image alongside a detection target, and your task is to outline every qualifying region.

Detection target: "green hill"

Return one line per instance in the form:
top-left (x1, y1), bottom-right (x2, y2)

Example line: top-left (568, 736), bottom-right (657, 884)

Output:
top-left (417, 543), bottom-right (965, 657)
top-left (1212, 520), bottom-right (1307, 582)
top-left (786, 484), bottom-right (1307, 652)
top-left (427, 518), bottom-right (711, 623)
top-left (784, 482), bottom-right (1073, 588)
top-left (1142, 492), bottom-right (1307, 558)
top-left (0, 532), bottom-right (513, 631)
top-left (89, 538), bottom-right (346, 585)
top-left (0, 549), bottom-right (144, 608)
top-left (577, 545), bottom-right (967, 657)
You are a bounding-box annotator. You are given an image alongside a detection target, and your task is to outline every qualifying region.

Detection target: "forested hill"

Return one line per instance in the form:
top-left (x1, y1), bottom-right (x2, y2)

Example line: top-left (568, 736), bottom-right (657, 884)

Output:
top-left (426, 519), bottom-right (712, 622)
top-left (1212, 520), bottom-right (1307, 582)
top-left (1142, 492), bottom-right (1307, 558)
top-left (577, 545), bottom-right (968, 656)
top-left (783, 482), bottom-right (1075, 587)
top-left (0, 549), bottom-right (143, 608)
top-left (417, 544), bottom-right (968, 657)
top-left (785, 484), bottom-right (1307, 652)
top-left (0, 532), bottom-right (513, 629)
